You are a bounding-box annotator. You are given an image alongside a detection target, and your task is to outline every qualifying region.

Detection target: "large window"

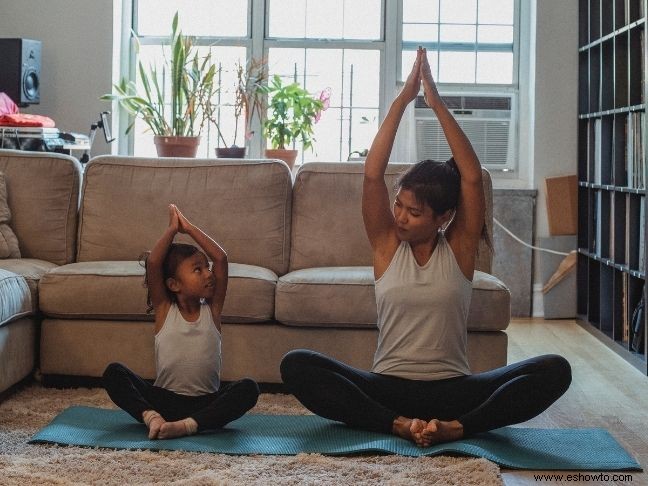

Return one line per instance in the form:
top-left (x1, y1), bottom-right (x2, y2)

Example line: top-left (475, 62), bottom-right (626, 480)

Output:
top-left (401, 0), bottom-right (516, 84)
top-left (265, 0), bottom-right (382, 162)
top-left (128, 0), bottom-right (518, 162)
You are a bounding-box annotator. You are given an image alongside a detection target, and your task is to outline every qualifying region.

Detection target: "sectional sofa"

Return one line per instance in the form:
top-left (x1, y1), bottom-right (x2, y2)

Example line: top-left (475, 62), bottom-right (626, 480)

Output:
top-left (0, 149), bottom-right (510, 393)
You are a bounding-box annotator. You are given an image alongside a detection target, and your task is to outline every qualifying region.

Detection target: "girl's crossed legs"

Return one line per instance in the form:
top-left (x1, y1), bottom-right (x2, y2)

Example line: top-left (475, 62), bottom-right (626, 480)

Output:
top-left (280, 349), bottom-right (571, 445)
top-left (103, 362), bottom-right (259, 438)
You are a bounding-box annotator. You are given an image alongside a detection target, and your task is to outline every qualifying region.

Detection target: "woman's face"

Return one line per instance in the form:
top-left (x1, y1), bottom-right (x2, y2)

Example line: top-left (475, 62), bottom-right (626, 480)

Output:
top-left (394, 188), bottom-right (437, 242)
top-left (393, 188), bottom-right (440, 243)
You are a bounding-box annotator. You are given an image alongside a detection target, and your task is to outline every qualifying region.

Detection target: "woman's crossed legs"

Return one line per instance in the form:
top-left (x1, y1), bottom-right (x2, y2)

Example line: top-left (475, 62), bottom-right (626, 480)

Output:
top-left (280, 349), bottom-right (571, 446)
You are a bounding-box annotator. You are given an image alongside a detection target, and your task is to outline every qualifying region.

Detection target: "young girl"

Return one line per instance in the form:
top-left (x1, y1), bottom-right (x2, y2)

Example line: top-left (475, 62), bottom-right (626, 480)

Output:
top-left (280, 47), bottom-right (571, 447)
top-left (103, 204), bottom-right (259, 440)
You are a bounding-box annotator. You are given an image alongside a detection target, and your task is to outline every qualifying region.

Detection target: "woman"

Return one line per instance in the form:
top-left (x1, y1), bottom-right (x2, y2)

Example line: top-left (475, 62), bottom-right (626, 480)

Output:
top-left (280, 48), bottom-right (571, 447)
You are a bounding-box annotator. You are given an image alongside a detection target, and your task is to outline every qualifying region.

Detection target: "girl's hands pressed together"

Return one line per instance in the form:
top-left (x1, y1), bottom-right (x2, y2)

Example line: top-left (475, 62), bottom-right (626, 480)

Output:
top-left (168, 204), bottom-right (180, 234)
top-left (173, 205), bottom-right (193, 234)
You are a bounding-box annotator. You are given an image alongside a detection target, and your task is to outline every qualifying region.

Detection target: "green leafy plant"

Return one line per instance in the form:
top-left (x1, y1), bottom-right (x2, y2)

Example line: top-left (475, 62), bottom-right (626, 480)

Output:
top-left (101, 12), bottom-right (219, 137)
top-left (262, 75), bottom-right (329, 150)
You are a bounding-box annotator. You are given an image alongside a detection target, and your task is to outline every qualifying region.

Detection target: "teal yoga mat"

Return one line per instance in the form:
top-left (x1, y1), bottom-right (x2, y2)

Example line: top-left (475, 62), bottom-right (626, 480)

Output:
top-left (30, 406), bottom-right (641, 471)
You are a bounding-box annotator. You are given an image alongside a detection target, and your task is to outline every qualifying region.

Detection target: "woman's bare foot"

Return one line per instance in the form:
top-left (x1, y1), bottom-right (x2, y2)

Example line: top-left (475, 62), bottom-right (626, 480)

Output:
top-left (418, 419), bottom-right (464, 446)
top-left (392, 416), bottom-right (430, 447)
top-left (158, 417), bottom-right (198, 440)
top-left (142, 410), bottom-right (165, 440)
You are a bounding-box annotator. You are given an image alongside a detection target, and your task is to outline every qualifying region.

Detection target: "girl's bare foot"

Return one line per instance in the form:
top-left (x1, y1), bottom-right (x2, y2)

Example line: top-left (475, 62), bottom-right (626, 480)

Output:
top-left (419, 419), bottom-right (464, 446)
top-left (158, 417), bottom-right (198, 440)
top-left (142, 410), bottom-right (166, 440)
top-left (392, 416), bottom-right (430, 447)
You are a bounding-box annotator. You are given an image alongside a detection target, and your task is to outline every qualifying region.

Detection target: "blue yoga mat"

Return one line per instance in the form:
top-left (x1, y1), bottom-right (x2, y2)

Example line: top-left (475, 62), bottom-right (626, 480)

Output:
top-left (30, 406), bottom-right (641, 471)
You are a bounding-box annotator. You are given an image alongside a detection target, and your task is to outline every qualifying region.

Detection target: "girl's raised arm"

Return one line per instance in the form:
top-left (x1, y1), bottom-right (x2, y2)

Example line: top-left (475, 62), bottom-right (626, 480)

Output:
top-left (174, 206), bottom-right (228, 322)
top-left (146, 205), bottom-right (178, 316)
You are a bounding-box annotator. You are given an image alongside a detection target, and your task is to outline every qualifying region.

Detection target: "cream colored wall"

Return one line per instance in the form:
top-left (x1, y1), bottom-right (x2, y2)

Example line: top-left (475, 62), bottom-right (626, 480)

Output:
top-left (532, 0), bottom-right (579, 242)
top-left (530, 0), bottom-right (579, 292)
top-left (0, 0), bottom-right (118, 156)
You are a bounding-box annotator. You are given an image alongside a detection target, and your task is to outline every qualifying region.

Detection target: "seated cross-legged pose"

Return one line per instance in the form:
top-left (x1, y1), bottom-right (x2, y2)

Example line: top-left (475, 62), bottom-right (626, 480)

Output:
top-left (103, 204), bottom-right (259, 440)
top-left (280, 47), bottom-right (571, 447)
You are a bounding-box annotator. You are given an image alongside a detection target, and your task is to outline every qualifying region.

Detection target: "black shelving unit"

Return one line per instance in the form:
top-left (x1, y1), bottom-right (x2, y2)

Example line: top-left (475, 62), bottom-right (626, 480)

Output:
top-left (578, 0), bottom-right (648, 374)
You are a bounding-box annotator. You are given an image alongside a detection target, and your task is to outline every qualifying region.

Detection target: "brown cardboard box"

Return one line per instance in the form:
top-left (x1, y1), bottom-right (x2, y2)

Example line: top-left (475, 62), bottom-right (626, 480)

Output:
top-left (545, 175), bottom-right (578, 235)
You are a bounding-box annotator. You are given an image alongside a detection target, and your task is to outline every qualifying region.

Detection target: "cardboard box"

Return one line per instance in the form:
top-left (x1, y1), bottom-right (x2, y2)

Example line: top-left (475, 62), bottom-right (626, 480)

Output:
top-left (545, 175), bottom-right (578, 236)
top-left (539, 236), bottom-right (577, 319)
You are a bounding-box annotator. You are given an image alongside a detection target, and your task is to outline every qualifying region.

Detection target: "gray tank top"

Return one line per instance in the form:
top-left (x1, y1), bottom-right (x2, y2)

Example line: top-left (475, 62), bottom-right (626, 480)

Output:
top-left (371, 233), bottom-right (472, 380)
top-left (154, 303), bottom-right (222, 396)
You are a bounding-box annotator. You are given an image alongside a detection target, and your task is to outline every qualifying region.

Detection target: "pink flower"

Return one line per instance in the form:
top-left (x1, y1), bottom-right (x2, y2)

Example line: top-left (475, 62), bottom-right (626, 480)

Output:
top-left (320, 88), bottom-right (331, 109)
top-left (315, 87), bottom-right (332, 123)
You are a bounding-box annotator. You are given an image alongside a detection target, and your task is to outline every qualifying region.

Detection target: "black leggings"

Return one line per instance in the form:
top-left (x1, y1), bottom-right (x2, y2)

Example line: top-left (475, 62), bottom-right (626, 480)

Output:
top-left (280, 350), bottom-right (571, 436)
top-left (103, 363), bottom-right (259, 431)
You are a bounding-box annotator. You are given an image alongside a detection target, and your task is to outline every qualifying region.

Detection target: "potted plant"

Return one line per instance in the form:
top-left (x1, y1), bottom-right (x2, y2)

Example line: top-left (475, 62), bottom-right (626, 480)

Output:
top-left (213, 57), bottom-right (267, 158)
top-left (261, 75), bottom-right (329, 169)
top-left (101, 13), bottom-right (219, 157)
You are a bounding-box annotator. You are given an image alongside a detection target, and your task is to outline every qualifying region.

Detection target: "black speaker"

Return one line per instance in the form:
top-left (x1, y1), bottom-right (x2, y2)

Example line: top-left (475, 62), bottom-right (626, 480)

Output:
top-left (0, 38), bottom-right (41, 107)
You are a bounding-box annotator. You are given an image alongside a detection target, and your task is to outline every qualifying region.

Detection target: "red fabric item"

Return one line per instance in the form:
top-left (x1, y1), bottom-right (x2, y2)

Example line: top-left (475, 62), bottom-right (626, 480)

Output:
top-left (0, 113), bottom-right (55, 128)
top-left (0, 93), bottom-right (18, 116)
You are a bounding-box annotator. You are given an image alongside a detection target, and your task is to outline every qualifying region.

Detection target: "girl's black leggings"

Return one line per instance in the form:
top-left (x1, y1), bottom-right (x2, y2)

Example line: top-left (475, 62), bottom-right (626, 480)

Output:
top-left (280, 349), bottom-right (571, 436)
top-left (103, 362), bottom-right (259, 431)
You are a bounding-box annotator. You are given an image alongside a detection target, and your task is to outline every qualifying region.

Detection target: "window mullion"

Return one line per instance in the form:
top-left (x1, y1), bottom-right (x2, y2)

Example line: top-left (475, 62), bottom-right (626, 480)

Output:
top-left (383, 0), bottom-right (399, 122)
top-left (249, 0), bottom-right (265, 158)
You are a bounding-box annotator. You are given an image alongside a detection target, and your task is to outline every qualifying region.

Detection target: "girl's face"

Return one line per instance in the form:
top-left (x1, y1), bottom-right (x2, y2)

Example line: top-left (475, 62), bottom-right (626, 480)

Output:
top-left (393, 188), bottom-right (448, 243)
top-left (167, 252), bottom-right (216, 300)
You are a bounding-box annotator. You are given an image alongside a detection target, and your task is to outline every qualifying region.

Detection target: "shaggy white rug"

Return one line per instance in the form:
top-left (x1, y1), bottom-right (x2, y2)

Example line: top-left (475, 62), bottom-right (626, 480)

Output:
top-left (0, 385), bottom-right (502, 485)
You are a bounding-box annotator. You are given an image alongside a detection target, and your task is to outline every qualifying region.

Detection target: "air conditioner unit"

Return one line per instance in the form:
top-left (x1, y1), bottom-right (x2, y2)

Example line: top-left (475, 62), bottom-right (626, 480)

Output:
top-left (414, 92), bottom-right (517, 171)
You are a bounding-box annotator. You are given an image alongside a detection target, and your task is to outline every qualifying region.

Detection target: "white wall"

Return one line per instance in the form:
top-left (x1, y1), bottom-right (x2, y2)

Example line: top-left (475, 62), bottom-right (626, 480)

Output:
top-left (0, 0), bottom-right (119, 156)
top-left (531, 0), bottom-right (579, 282)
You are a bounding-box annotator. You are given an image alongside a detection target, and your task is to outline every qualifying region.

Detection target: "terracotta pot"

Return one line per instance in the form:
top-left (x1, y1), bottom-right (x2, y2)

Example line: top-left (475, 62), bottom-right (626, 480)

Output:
top-left (154, 136), bottom-right (200, 157)
top-left (216, 146), bottom-right (246, 158)
top-left (264, 148), bottom-right (299, 170)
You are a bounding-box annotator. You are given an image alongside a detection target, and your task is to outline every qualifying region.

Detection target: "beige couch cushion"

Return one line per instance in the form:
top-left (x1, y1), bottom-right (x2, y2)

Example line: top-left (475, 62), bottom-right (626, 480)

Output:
top-left (276, 267), bottom-right (376, 327)
top-left (0, 269), bottom-right (32, 326)
top-left (290, 162), bottom-right (493, 274)
top-left (466, 271), bottom-right (511, 331)
top-left (0, 171), bottom-right (20, 258)
top-left (39, 261), bottom-right (276, 323)
top-left (77, 157), bottom-right (292, 275)
top-left (0, 150), bottom-right (81, 265)
top-left (275, 268), bottom-right (509, 331)
top-left (0, 258), bottom-right (58, 311)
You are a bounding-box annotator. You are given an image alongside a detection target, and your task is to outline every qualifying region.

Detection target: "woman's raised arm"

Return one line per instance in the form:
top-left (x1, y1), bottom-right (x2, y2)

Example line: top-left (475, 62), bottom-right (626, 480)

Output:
top-left (419, 49), bottom-right (485, 278)
top-left (362, 48), bottom-right (424, 253)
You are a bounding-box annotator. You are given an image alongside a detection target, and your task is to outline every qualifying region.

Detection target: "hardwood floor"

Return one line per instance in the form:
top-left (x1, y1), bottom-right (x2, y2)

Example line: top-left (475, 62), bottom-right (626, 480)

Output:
top-left (501, 318), bottom-right (647, 485)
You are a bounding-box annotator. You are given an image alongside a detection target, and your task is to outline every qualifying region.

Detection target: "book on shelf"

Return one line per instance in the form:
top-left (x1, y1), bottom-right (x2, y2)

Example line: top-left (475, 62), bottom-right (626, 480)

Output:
top-left (594, 118), bottom-right (602, 185)
top-left (625, 193), bottom-right (631, 267)
top-left (623, 273), bottom-right (629, 343)
top-left (610, 194), bottom-right (615, 259)
top-left (631, 290), bottom-right (645, 353)
top-left (626, 112), bottom-right (645, 189)
top-left (639, 112), bottom-right (644, 190)
top-left (627, 114), bottom-right (634, 188)
top-left (641, 28), bottom-right (645, 104)
top-left (587, 120), bottom-right (593, 181)
top-left (596, 191), bottom-right (603, 256)
top-left (640, 196), bottom-right (646, 272)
